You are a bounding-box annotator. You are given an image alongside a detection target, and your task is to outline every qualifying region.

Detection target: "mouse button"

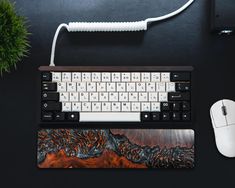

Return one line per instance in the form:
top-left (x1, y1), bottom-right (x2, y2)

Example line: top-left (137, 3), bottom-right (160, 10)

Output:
top-left (223, 100), bottom-right (235, 125)
top-left (211, 101), bottom-right (227, 128)
top-left (214, 125), bottom-right (235, 157)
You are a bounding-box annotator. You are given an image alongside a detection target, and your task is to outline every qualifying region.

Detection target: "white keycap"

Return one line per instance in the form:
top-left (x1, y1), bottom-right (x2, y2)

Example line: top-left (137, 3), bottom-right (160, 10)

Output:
top-left (129, 93), bottom-right (138, 102)
top-left (72, 102), bottom-right (81, 111)
top-left (141, 102), bottom-right (151, 111)
top-left (127, 83), bottom-right (136, 92)
top-left (90, 92), bottom-right (99, 102)
top-left (117, 83), bottom-right (126, 92)
top-left (69, 92), bottom-right (79, 102)
top-left (136, 83), bottom-right (146, 92)
top-left (131, 73), bottom-right (141, 82)
top-left (156, 82), bottom-right (165, 92)
top-left (112, 73), bottom-right (121, 82)
top-left (132, 102), bottom-right (141, 111)
top-left (62, 72), bottom-right (71, 82)
top-left (87, 82), bottom-right (96, 92)
top-left (141, 73), bottom-right (150, 82)
top-left (72, 73), bottom-right (81, 82)
top-left (112, 102), bottom-right (121, 112)
top-left (121, 102), bottom-right (131, 112)
top-left (102, 102), bottom-right (111, 111)
top-left (151, 73), bottom-right (160, 82)
top-left (161, 72), bottom-right (170, 82)
top-left (82, 102), bottom-right (91, 111)
top-left (52, 72), bottom-right (61, 82)
top-left (57, 82), bottom-right (66, 92)
top-left (97, 83), bottom-right (106, 92)
top-left (67, 82), bottom-right (76, 92)
top-left (82, 72), bottom-right (91, 82)
top-left (92, 73), bottom-right (101, 82)
top-left (119, 93), bottom-right (128, 102)
top-left (102, 73), bottom-right (111, 82)
top-left (139, 92), bottom-right (148, 102)
top-left (109, 92), bottom-right (118, 101)
top-left (146, 83), bottom-right (156, 92)
top-left (62, 102), bottom-right (71, 112)
top-left (151, 102), bottom-right (161, 111)
top-left (77, 82), bottom-right (86, 92)
top-left (60, 92), bottom-right (69, 102)
top-left (121, 73), bottom-right (131, 82)
top-left (166, 82), bottom-right (175, 92)
top-left (107, 83), bottom-right (116, 92)
top-left (79, 112), bottom-right (140, 122)
top-left (80, 92), bottom-right (89, 102)
top-left (53, 70), bottom-right (181, 120)
top-left (159, 92), bottom-right (168, 102)
top-left (149, 92), bottom-right (158, 102)
top-left (92, 102), bottom-right (101, 112)
top-left (99, 92), bottom-right (108, 101)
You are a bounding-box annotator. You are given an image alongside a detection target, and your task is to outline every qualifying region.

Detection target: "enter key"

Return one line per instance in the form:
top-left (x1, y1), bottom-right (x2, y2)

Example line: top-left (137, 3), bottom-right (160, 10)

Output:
top-left (168, 92), bottom-right (190, 101)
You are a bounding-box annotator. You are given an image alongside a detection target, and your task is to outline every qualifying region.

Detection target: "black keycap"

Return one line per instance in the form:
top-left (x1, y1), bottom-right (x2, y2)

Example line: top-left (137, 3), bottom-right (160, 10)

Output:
top-left (182, 101), bottom-right (190, 111)
top-left (172, 102), bottom-right (181, 111)
top-left (168, 92), bottom-right (190, 101)
top-left (42, 102), bottom-right (61, 111)
top-left (42, 72), bottom-right (52, 81)
top-left (176, 83), bottom-right (190, 91)
top-left (171, 72), bottom-right (190, 81)
top-left (42, 92), bottom-right (59, 101)
top-left (152, 112), bottom-right (160, 121)
top-left (141, 112), bottom-right (151, 121)
top-left (67, 112), bottom-right (79, 121)
top-left (172, 112), bottom-right (181, 121)
top-left (182, 112), bottom-right (191, 121)
top-left (42, 112), bottom-right (53, 121)
top-left (54, 112), bottom-right (65, 121)
top-left (162, 112), bottom-right (170, 121)
top-left (161, 102), bottom-right (171, 111)
top-left (42, 83), bottom-right (57, 91)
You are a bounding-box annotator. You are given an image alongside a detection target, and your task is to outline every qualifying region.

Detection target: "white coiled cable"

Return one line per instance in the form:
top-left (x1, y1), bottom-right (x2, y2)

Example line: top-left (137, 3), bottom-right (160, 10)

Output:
top-left (50, 0), bottom-right (194, 66)
top-left (68, 21), bottom-right (147, 32)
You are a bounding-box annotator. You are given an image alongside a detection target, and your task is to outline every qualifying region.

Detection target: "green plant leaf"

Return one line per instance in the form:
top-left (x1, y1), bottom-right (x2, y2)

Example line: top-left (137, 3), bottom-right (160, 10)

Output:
top-left (0, 0), bottom-right (30, 75)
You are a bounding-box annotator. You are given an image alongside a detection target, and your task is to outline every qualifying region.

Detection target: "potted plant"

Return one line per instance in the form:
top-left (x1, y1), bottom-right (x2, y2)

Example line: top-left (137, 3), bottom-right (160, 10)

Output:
top-left (0, 0), bottom-right (30, 75)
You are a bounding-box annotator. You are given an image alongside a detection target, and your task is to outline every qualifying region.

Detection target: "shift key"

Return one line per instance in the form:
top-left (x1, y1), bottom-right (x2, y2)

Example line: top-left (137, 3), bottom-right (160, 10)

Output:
top-left (168, 92), bottom-right (190, 101)
top-left (42, 101), bottom-right (61, 111)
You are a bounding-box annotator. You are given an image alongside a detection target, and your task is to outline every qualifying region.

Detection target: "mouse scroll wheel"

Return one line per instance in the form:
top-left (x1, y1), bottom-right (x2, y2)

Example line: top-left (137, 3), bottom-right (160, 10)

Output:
top-left (221, 106), bottom-right (227, 116)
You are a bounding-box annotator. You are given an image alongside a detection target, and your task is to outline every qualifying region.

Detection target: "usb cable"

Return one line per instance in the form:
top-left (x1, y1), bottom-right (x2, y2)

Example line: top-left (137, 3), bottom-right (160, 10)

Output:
top-left (50, 0), bottom-right (194, 66)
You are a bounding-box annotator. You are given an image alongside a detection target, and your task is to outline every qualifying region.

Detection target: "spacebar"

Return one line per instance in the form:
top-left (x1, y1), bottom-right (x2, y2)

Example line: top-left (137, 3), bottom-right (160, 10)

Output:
top-left (79, 112), bottom-right (141, 122)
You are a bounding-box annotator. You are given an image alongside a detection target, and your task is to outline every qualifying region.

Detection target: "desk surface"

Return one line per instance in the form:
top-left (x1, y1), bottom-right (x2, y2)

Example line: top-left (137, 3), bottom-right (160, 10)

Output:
top-left (1, 0), bottom-right (235, 187)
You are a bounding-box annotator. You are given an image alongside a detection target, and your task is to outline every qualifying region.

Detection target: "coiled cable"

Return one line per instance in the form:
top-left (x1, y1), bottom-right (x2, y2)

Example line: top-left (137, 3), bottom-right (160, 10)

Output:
top-left (50, 0), bottom-right (194, 66)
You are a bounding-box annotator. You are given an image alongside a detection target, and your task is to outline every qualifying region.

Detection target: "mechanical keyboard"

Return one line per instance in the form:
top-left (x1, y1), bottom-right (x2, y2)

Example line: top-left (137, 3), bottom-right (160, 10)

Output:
top-left (39, 66), bottom-right (193, 125)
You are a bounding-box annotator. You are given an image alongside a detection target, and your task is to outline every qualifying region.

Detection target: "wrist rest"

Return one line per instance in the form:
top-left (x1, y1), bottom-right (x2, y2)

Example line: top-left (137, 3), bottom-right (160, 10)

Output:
top-left (37, 128), bottom-right (194, 168)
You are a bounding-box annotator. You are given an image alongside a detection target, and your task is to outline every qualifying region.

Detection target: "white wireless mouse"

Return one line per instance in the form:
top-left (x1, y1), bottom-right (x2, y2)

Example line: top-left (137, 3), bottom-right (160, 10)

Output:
top-left (210, 99), bottom-right (235, 157)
